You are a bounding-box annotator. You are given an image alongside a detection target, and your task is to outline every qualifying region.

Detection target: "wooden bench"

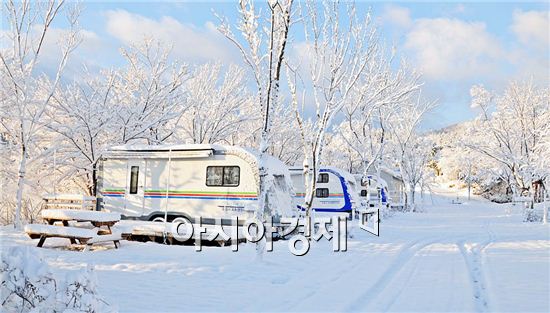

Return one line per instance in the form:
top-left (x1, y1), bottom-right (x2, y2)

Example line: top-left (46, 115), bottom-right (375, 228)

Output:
top-left (25, 224), bottom-right (122, 249)
top-left (41, 209), bottom-right (120, 227)
top-left (25, 224), bottom-right (96, 247)
top-left (24, 209), bottom-right (122, 250)
top-left (42, 194), bottom-right (97, 211)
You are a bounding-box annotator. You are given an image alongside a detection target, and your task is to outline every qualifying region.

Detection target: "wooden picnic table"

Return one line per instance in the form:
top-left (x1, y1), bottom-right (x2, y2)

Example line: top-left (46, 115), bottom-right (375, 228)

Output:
top-left (26, 209), bottom-right (122, 250)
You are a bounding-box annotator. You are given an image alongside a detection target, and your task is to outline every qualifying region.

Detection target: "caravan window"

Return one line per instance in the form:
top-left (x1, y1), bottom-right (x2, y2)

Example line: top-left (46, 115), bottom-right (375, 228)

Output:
top-left (360, 190), bottom-right (367, 197)
top-left (317, 173), bottom-right (329, 183)
top-left (206, 167), bottom-right (223, 186)
top-left (129, 166), bottom-right (139, 194)
top-left (223, 166), bottom-right (240, 186)
top-left (315, 188), bottom-right (329, 198)
top-left (206, 166), bottom-right (240, 187)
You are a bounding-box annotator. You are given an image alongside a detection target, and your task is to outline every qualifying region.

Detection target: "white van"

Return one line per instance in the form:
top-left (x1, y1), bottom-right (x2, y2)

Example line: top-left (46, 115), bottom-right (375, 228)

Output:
top-left (98, 144), bottom-right (296, 224)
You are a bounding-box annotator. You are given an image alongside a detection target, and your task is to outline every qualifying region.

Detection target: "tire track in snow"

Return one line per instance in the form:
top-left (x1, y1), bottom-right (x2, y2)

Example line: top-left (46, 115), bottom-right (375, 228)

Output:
top-left (281, 245), bottom-right (379, 311)
top-left (455, 219), bottom-right (497, 312)
top-left (343, 238), bottom-right (442, 312)
top-left (376, 251), bottom-right (422, 312)
top-left (457, 241), bottom-right (490, 312)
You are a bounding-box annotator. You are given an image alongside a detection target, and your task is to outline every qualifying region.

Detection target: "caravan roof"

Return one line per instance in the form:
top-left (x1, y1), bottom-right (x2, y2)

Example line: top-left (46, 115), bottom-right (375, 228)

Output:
top-left (104, 143), bottom-right (291, 184)
top-left (289, 166), bottom-right (357, 185)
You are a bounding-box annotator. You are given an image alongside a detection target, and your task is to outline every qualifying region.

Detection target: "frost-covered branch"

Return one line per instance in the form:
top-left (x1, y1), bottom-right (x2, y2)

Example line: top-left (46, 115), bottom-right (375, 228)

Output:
top-left (0, 0), bottom-right (80, 229)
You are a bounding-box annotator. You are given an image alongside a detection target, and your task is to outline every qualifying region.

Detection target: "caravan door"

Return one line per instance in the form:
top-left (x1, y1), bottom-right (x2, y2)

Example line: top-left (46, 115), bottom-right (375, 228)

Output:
top-left (125, 159), bottom-right (145, 216)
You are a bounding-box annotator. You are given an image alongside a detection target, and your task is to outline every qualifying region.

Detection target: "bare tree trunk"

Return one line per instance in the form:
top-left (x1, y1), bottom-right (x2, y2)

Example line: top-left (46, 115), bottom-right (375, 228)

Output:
top-left (303, 154), bottom-right (318, 236)
top-left (543, 185), bottom-right (548, 225)
top-left (255, 131), bottom-right (271, 257)
top-left (409, 183), bottom-right (416, 212)
top-left (14, 144), bottom-right (27, 229)
top-left (467, 162), bottom-right (472, 201)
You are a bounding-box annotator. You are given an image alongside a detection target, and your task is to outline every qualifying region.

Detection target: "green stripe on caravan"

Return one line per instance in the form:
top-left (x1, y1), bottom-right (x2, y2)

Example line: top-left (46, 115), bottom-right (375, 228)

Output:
top-left (144, 190), bottom-right (257, 195)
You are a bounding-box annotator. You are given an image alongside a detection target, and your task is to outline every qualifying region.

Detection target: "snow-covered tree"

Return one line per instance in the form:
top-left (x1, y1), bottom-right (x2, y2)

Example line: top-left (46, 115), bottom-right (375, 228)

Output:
top-left (387, 96), bottom-right (435, 211)
top-left (179, 63), bottom-right (254, 144)
top-left (45, 40), bottom-right (189, 196)
top-left (0, 0), bottom-right (80, 229)
top-left (218, 0), bottom-right (294, 256)
top-left (287, 1), bottom-right (377, 219)
top-left (265, 103), bottom-right (303, 165)
top-left (45, 70), bottom-right (117, 196)
top-left (322, 132), bottom-right (362, 174)
top-left (469, 81), bottom-right (550, 200)
top-left (113, 39), bottom-right (189, 145)
top-left (535, 136), bottom-right (550, 223)
top-left (339, 58), bottom-right (421, 203)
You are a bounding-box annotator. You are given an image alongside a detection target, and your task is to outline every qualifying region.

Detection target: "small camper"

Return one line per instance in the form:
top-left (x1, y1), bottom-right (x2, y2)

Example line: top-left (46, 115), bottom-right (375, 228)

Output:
top-left (355, 174), bottom-right (389, 208)
top-left (98, 144), bottom-right (296, 224)
top-left (359, 167), bottom-right (405, 208)
top-left (289, 167), bottom-right (358, 215)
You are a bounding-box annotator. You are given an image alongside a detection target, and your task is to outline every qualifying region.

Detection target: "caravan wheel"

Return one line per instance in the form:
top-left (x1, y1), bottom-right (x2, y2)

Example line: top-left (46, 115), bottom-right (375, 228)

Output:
top-left (152, 217), bottom-right (165, 223)
top-left (172, 217), bottom-right (191, 224)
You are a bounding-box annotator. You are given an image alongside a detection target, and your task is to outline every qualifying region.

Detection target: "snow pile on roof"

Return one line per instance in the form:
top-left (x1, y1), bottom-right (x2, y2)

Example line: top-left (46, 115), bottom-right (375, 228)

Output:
top-left (290, 166), bottom-right (356, 184)
top-left (323, 166), bottom-right (357, 184)
top-left (380, 166), bottom-right (403, 180)
top-left (377, 177), bottom-right (388, 188)
top-left (365, 165), bottom-right (403, 181)
top-left (107, 143), bottom-right (290, 177)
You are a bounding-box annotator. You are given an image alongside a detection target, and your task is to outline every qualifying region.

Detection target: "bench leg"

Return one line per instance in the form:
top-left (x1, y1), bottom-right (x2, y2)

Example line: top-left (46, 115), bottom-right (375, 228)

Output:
top-left (114, 240), bottom-right (120, 249)
top-left (62, 221), bottom-right (77, 244)
top-left (37, 235), bottom-right (46, 247)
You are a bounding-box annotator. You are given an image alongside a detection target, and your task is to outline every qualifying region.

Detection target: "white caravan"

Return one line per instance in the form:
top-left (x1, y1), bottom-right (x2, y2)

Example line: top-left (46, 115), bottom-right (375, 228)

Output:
top-left (356, 167), bottom-right (405, 208)
top-left (355, 174), bottom-right (389, 208)
top-left (289, 167), bottom-right (359, 216)
top-left (98, 144), bottom-right (296, 224)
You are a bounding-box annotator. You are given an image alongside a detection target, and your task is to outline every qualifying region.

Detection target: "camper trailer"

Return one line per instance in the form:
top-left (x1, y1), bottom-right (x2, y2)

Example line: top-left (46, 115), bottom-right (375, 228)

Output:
top-left (98, 144), bottom-right (296, 224)
top-left (355, 174), bottom-right (389, 208)
top-left (289, 167), bottom-right (358, 215)
top-left (358, 167), bottom-right (405, 208)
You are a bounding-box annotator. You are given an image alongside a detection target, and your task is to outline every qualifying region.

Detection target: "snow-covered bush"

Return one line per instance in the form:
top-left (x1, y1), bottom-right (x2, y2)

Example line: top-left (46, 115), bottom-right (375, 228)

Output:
top-left (0, 247), bottom-right (114, 313)
top-left (524, 208), bottom-right (542, 223)
top-left (523, 203), bottom-right (546, 223)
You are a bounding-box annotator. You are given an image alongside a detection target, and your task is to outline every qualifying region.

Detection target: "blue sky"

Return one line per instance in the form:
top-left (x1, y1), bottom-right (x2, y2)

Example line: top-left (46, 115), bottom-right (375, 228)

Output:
top-left (4, 1), bottom-right (548, 130)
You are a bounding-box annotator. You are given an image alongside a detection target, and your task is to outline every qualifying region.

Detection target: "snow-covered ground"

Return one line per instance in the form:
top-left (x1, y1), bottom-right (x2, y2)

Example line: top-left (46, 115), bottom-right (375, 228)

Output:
top-left (1, 191), bottom-right (549, 312)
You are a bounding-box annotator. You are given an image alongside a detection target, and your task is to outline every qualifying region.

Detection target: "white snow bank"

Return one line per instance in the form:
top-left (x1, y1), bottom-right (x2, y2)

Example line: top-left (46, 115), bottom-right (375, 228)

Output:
top-left (4, 185), bottom-right (547, 313)
top-left (41, 209), bottom-right (121, 222)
